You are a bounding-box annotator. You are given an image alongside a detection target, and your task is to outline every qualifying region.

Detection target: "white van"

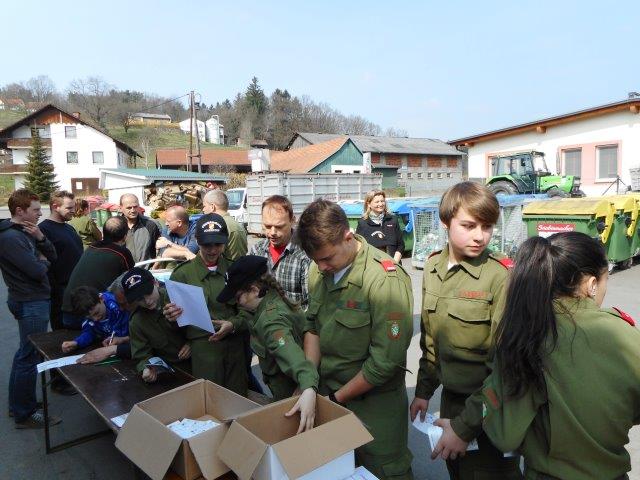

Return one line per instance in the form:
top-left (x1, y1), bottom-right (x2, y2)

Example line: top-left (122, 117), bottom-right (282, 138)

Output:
top-left (226, 187), bottom-right (247, 228)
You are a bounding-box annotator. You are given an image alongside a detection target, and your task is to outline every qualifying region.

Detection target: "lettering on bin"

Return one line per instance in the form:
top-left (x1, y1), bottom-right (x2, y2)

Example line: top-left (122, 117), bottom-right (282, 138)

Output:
top-left (537, 223), bottom-right (575, 238)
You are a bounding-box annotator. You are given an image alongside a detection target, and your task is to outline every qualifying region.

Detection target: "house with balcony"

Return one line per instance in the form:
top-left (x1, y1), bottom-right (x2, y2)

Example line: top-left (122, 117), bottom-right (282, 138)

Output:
top-left (0, 104), bottom-right (138, 195)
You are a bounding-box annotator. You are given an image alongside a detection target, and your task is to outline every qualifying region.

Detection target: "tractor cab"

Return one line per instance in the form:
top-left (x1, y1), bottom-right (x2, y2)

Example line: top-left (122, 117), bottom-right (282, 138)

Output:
top-left (490, 151), bottom-right (549, 193)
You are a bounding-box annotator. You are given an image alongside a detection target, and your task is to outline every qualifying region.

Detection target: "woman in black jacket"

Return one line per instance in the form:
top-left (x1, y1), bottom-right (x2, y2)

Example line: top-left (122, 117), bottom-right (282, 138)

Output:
top-left (355, 190), bottom-right (404, 263)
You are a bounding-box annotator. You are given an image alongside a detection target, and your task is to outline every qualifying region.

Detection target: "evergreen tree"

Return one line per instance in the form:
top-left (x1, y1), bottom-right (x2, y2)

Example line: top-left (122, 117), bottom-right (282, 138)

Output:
top-left (24, 130), bottom-right (58, 202)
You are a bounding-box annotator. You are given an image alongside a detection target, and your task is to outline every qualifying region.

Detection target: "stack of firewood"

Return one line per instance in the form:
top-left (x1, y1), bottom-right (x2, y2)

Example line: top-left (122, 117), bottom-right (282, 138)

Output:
top-left (144, 182), bottom-right (207, 212)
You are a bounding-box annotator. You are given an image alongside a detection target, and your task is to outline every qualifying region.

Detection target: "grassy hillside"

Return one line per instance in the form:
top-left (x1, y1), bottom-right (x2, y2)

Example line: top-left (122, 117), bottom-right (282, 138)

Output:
top-left (0, 109), bottom-right (28, 129)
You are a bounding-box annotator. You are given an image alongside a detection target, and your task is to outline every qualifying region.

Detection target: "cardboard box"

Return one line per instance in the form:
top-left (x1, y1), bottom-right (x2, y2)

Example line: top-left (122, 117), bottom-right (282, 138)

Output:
top-left (218, 394), bottom-right (373, 480)
top-left (115, 379), bottom-right (260, 480)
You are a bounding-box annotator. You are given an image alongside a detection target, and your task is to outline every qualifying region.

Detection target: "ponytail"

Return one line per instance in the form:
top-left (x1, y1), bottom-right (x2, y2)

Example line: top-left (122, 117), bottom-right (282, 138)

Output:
top-left (495, 232), bottom-right (608, 397)
top-left (253, 273), bottom-right (300, 311)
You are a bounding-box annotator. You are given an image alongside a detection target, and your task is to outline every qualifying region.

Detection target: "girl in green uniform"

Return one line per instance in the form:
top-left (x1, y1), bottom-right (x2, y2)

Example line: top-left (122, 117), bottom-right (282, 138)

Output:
top-left (483, 232), bottom-right (640, 479)
top-left (217, 255), bottom-right (319, 433)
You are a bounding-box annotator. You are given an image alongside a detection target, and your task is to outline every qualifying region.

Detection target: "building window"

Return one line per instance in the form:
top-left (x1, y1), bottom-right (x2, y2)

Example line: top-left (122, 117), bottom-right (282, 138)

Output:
top-left (597, 145), bottom-right (618, 179)
top-left (446, 172), bottom-right (453, 178)
top-left (417, 172), bottom-right (423, 179)
top-left (31, 127), bottom-right (45, 138)
top-left (406, 172), bottom-right (412, 179)
top-left (65, 126), bottom-right (77, 138)
top-left (67, 151), bottom-right (78, 164)
top-left (427, 172), bottom-right (433, 179)
top-left (437, 172), bottom-right (443, 179)
top-left (397, 172), bottom-right (403, 179)
top-left (92, 151), bottom-right (104, 164)
top-left (563, 149), bottom-right (582, 176)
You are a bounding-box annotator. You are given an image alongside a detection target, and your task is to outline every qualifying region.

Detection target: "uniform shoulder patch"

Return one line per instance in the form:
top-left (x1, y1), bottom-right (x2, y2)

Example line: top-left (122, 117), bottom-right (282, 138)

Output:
top-left (380, 259), bottom-right (396, 272)
top-left (610, 307), bottom-right (636, 326)
top-left (488, 252), bottom-right (514, 269)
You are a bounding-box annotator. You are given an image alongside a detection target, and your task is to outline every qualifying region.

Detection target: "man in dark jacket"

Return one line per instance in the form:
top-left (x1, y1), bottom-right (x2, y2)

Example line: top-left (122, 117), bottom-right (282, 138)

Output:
top-left (61, 216), bottom-right (134, 328)
top-left (120, 194), bottom-right (160, 265)
top-left (0, 189), bottom-right (61, 429)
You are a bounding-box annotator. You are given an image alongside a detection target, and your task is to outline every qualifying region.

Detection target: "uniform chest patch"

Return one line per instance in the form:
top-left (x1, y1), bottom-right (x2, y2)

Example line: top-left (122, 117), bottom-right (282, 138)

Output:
top-left (387, 320), bottom-right (401, 339)
top-left (343, 299), bottom-right (364, 310)
top-left (458, 290), bottom-right (490, 300)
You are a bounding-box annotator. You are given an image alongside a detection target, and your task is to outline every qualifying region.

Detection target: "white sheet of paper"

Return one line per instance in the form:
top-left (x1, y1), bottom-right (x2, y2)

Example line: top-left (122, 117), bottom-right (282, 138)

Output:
top-left (165, 279), bottom-right (215, 334)
top-left (37, 355), bottom-right (84, 373)
top-left (111, 412), bottom-right (129, 428)
top-left (412, 413), bottom-right (479, 452)
top-left (167, 418), bottom-right (220, 439)
top-left (343, 466), bottom-right (379, 479)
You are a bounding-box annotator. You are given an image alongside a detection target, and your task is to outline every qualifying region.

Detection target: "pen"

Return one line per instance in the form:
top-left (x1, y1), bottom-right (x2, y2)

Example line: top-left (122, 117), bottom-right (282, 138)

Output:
top-left (94, 357), bottom-right (121, 366)
top-left (108, 331), bottom-right (115, 346)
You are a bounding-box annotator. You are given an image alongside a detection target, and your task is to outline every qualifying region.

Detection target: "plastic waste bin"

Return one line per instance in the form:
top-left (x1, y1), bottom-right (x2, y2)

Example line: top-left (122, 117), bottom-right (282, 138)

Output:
top-left (605, 195), bottom-right (638, 267)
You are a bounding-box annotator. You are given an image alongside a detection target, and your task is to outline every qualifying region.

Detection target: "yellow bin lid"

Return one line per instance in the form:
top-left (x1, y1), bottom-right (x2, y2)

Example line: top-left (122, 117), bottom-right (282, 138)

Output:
top-left (607, 195), bottom-right (639, 237)
top-left (523, 198), bottom-right (615, 243)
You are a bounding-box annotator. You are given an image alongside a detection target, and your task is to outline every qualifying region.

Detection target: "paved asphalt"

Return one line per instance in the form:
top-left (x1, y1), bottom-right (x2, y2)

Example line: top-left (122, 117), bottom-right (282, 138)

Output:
top-left (1, 255), bottom-right (639, 479)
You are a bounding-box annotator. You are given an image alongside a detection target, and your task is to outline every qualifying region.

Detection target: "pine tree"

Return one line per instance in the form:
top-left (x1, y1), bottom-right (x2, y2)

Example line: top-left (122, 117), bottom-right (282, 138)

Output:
top-left (24, 130), bottom-right (58, 202)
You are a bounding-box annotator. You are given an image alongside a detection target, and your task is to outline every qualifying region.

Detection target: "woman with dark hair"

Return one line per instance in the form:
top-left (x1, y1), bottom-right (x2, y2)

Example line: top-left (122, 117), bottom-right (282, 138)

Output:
top-left (69, 198), bottom-right (102, 248)
top-left (356, 190), bottom-right (404, 263)
top-left (483, 232), bottom-right (640, 479)
top-left (216, 255), bottom-right (319, 434)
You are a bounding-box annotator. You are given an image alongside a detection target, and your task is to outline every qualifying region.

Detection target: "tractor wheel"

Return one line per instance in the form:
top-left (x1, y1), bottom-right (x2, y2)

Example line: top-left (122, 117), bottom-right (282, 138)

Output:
top-left (571, 189), bottom-right (586, 198)
top-left (488, 181), bottom-right (517, 195)
top-left (547, 187), bottom-right (568, 198)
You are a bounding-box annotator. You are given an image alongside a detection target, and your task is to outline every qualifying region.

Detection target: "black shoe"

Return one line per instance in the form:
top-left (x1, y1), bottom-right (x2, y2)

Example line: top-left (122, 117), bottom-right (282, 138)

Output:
top-left (15, 410), bottom-right (62, 429)
top-left (8, 401), bottom-right (44, 417)
top-left (51, 382), bottom-right (78, 396)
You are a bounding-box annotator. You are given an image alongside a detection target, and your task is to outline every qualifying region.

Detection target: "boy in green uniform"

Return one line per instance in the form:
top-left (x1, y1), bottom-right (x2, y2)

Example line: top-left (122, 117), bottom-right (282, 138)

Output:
top-left (410, 182), bottom-right (522, 480)
top-left (483, 232), bottom-right (640, 480)
top-left (164, 213), bottom-right (251, 396)
top-left (298, 200), bottom-right (414, 480)
top-left (124, 268), bottom-right (191, 382)
top-left (217, 254), bottom-right (319, 433)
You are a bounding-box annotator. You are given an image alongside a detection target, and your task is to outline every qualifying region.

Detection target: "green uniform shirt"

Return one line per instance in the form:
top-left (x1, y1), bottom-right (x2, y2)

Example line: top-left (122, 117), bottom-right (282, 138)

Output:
top-left (305, 235), bottom-right (413, 392)
top-left (250, 290), bottom-right (318, 399)
top-left (222, 213), bottom-right (248, 262)
top-left (415, 246), bottom-right (508, 441)
top-left (69, 215), bottom-right (102, 249)
top-left (129, 286), bottom-right (189, 372)
top-left (170, 254), bottom-right (250, 339)
top-left (483, 298), bottom-right (640, 480)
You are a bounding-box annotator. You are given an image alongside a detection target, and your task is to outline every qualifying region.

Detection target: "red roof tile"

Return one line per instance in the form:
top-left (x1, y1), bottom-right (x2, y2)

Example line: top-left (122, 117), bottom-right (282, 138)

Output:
top-left (156, 148), bottom-right (250, 167)
top-left (270, 137), bottom-right (349, 172)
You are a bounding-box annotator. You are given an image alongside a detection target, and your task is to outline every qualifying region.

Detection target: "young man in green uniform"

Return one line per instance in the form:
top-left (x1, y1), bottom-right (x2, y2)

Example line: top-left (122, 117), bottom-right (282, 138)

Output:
top-left (165, 213), bottom-right (251, 396)
top-left (217, 254), bottom-right (319, 433)
top-left (298, 200), bottom-right (414, 480)
top-left (124, 267), bottom-right (191, 382)
top-left (410, 182), bottom-right (522, 480)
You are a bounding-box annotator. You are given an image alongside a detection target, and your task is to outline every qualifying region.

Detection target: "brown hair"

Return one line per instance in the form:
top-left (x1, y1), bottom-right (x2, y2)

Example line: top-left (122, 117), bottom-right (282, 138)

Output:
top-left (73, 198), bottom-right (89, 217)
top-left (296, 199), bottom-right (349, 255)
top-left (8, 189), bottom-right (39, 215)
top-left (49, 190), bottom-right (74, 209)
top-left (362, 190), bottom-right (387, 219)
top-left (439, 181), bottom-right (499, 226)
top-left (246, 273), bottom-right (300, 311)
top-left (262, 195), bottom-right (294, 221)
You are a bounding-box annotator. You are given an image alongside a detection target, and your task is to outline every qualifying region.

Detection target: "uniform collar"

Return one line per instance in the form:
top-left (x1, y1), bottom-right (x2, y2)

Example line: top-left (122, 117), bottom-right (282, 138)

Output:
top-left (193, 254), bottom-right (229, 281)
top-left (324, 235), bottom-right (367, 291)
top-left (554, 295), bottom-right (599, 313)
top-left (433, 244), bottom-right (487, 280)
top-left (254, 289), bottom-right (279, 318)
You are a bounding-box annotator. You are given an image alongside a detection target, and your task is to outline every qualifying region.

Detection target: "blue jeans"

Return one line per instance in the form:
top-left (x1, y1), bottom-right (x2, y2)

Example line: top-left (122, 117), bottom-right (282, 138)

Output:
top-left (7, 299), bottom-right (50, 422)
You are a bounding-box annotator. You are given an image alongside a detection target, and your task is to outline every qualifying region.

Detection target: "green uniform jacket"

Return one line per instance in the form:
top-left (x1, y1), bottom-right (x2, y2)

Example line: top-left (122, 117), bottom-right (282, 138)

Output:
top-left (483, 298), bottom-right (640, 480)
top-left (222, 213), bottom-right (248, 261)
top-left (416, 246), bottom-right (508, 442)
top-left (305, 236), bottom-right (413, 391)
top-left (129, 286), bottom-right (190, 372)
top-left (69, 215), bottom-right (102, 249)
top-left (170, 255), bottom-right (250, 339)
top-left (250, 290), bottom-right (318, 400)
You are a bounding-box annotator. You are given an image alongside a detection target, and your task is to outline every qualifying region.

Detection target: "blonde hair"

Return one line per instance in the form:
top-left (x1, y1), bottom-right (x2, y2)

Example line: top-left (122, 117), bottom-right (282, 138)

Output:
top-left (439, 182), bottom-right (499, 226)
top-left (362, 190), bottom-right (387, 219)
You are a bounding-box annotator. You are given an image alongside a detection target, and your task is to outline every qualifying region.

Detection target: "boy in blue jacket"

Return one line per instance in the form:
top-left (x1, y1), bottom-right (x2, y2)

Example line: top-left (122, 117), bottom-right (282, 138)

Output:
top-left (61, 287), bottom-right (130, 358)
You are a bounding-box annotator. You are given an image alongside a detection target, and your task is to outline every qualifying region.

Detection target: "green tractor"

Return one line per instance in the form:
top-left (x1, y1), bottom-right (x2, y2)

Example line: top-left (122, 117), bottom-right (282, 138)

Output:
top-left (486, 151), bottom-right (584, 197)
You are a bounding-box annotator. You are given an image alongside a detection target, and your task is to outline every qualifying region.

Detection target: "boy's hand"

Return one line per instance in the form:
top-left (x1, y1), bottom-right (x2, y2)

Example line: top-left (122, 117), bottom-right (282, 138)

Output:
top-left (410, 397), bottom-right (429, 422)
top-left (102, 336), bottom-right (127, 347)
top-left (163, 303), bottom-right (183, 322)
top-left (431, 418), bottom-right (469, 461)
top-left (142, 367), bottom-right (158, 383)
top-left (285, 387), bottom-right (317, 434)
top-left (61, 341), bottom-right (78, 353)
top-left (209, 320), bottom-right (233, 342)
top-left (76, 346), bottom-right (117, 364)
top-left (178, 343), bottom-right (191, 360)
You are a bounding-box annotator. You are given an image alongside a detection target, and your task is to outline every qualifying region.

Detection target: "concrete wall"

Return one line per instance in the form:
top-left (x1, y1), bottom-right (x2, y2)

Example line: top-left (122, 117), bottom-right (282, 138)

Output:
top-left (465, 110), bottom-right (640, 196)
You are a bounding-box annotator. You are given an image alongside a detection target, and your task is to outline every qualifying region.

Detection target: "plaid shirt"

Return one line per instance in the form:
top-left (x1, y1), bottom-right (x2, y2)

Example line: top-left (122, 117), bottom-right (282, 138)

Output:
top-left (249, 238), bottom-right (310, 310)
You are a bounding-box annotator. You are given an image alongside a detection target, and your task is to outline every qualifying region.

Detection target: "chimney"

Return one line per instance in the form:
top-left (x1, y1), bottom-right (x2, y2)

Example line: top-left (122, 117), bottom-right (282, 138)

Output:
top-left (72, 112), bottom-right (81, 118)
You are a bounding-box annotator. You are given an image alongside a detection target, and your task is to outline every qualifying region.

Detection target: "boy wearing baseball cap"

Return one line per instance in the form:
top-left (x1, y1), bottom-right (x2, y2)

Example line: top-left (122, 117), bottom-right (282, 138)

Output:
top-left (164, 213), bottom-right (251, 395)
top-left (124, 267), bottom-right (191, 382)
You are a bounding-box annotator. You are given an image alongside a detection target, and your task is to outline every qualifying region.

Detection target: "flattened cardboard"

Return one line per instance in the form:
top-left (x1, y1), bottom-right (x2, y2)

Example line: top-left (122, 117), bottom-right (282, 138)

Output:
top-left (115, 379), bottom-right (260, 480)
top-left (219, 394), bottom-right (373, 480)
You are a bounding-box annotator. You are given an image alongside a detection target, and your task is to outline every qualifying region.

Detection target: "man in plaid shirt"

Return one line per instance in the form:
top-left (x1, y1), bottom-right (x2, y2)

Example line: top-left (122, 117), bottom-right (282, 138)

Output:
top-left (249, 195), bottom-right (310, 310)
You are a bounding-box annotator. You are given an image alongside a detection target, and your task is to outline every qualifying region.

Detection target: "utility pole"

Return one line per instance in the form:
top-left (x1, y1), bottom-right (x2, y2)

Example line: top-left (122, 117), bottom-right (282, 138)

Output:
top-left (194, 100), bottom-right (202, 173)
top-left (188, 91), bottom-right (194, 171)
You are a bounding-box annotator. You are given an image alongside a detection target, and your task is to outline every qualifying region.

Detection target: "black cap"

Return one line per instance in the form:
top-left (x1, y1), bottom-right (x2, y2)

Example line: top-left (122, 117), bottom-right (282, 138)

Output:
top-left (121, 267), bottom-right (155, 303)
top-left (216, 255), bottom-right (268, 303)
top-left (195, 213), bottom-right (229, 245)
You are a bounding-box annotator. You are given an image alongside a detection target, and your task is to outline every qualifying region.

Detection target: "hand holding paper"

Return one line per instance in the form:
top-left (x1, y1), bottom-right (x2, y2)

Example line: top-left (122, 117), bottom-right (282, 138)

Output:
top-left (164, 279), bottom-right (215, 333)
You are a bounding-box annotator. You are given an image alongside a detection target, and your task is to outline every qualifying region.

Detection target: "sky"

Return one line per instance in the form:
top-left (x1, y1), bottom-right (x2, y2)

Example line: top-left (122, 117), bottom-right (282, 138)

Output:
top-left (3, 0), bottom-right (640, 141)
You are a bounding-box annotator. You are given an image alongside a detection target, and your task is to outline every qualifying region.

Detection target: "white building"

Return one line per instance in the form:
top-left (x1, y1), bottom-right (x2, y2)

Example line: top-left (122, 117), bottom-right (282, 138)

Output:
top-left (205, 116), bottom-right (224, 144)
top-left (450, 97), bottom-right (640, 196)
top-left (0, 104), bottom-right (138, 195)
top-left (178, 118), bottom-right (206, 142)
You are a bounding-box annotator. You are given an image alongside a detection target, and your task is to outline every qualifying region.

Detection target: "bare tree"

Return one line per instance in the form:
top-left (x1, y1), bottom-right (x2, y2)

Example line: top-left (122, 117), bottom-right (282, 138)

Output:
top-left (67, 76), bottom-right (114, 127)
top-left (25, 75), bottom-right (56, 103)
top-left (384, 127), bottom-right (409, 137)
top-left (138, 127), bottom-right (159, 169)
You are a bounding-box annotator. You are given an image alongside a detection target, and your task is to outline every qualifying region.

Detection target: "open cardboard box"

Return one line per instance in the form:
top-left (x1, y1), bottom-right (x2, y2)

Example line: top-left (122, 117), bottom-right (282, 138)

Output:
top-left (115, 379), bottom-right (260, 480)
top-left (218, 394), bottom-right (373, 480)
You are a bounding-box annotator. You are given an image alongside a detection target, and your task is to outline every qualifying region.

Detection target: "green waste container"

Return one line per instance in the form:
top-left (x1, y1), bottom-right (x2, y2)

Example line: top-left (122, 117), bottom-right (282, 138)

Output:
top-left (522, 197), bottom-right (615, 250)
top-left (622, 193), bottom-right (640, 258)
top-left (606, 195), bottom-right (638, 266)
